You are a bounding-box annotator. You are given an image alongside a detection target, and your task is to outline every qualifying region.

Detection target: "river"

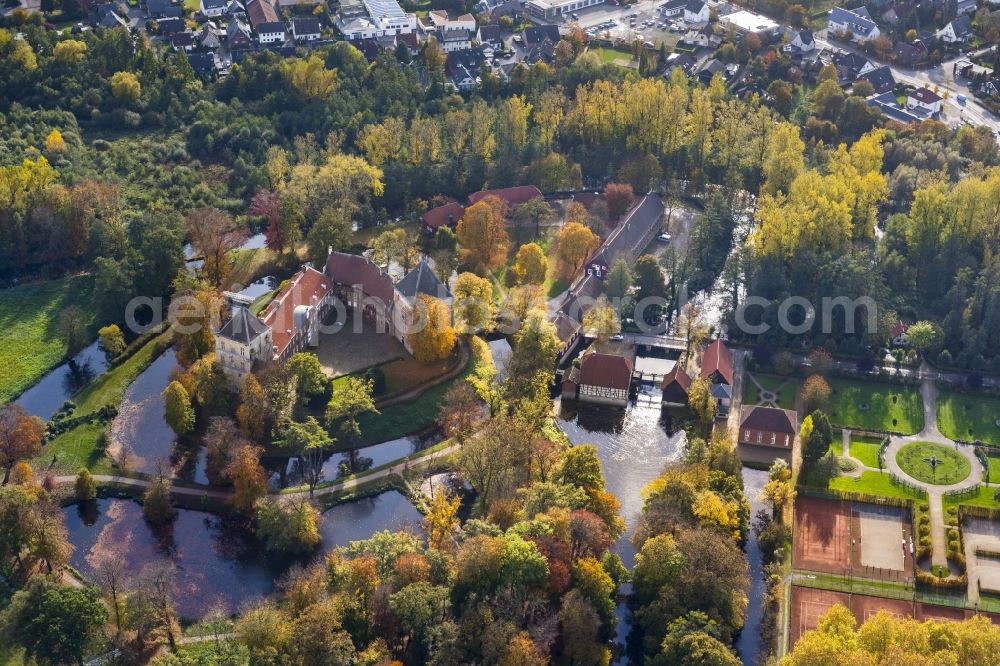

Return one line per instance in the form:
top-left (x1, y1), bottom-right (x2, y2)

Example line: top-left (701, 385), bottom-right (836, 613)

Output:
top-left (15, 340), bottom-right (110, 420)
top-left (737, 466), bottom-right (768, 666)
top-left (110, 348), bottom-right (178, 475)
top-left (65, 491), bottom-right (422, 619)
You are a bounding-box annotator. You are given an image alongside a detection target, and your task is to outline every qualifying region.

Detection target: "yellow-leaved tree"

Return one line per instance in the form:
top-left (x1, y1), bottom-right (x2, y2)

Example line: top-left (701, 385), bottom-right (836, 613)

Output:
top-left (408, 294), bottom-right (456, 363)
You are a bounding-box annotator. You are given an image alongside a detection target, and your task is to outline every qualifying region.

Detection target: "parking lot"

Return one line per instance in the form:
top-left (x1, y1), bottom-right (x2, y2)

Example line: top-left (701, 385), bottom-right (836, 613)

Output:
top-left (560, 0), bottom-right (688, 47)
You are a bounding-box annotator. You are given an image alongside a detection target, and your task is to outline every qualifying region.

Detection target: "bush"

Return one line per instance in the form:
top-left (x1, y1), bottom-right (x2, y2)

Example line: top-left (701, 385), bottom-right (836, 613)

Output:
top-left (364, 367), bottom-right (387, 396)
top-left (918, 514), bottom-right (929, 525)
top-left (919, 502), bottom-right (929, 512)
top-left (75, 468), bottom-right (97, 501)
top-left (948, 539), bottom-right (961, 553)
top-left (946, 506), bottom-right (958, 516)
top-left (948, 527), bottom-right (959, 540)
top-left (838, 457), bottom-right (857, 472)
top-left (919, 535), bottom-right (931, 548)
top-left (918, 524), bottom-right (930, 537)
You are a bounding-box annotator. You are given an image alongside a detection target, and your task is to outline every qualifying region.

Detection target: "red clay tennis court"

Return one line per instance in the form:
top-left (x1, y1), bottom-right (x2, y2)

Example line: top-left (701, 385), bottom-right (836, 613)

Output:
top-left (793, 496), bottom-right (851, 574)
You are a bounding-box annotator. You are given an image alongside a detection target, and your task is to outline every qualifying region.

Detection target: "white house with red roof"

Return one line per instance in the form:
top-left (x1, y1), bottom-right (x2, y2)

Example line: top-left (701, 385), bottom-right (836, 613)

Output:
top-left (561, 348), bottom-right (635, 407)
top-left (890, 320), bottom-right (909, 347)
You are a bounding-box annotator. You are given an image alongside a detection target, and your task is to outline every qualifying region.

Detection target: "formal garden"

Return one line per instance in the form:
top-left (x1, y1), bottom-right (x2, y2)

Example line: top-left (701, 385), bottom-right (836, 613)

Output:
top-left (936, 389), bottom-right (1000, 444)
top-left (826, 377), bottom-right (923, 434)
top-left (743, 372), bottom-right (798, 410)
top-left (895, 441), bottom-right (972, 485)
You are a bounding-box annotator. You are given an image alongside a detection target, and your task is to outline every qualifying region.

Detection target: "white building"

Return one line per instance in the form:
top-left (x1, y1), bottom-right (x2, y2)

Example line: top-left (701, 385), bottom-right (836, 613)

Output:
top-left (525, 0), bottom-right (604, 21)
top-left (936, 15), bottom-right (972, 44)
top-left (292, 17), bottom-right (321, 41)
top-left (439, 27), bottom-right (472, 52)
top-left (426, 9), bottom-right (476, 32)
top-left (216, 307), bottom-right (273, 385)
top-left (256, 20), bottom-right (286, 43)
top-left (683, 0), bottom-right (709, 25)
top-left (907, 87), bottom-right (943, 115)
top-left (336, 0), bottom-right (415, 39)
top-left (828, 6), bottom-right (880, 42)
top-left (720, 9), bottom-right (778, 34)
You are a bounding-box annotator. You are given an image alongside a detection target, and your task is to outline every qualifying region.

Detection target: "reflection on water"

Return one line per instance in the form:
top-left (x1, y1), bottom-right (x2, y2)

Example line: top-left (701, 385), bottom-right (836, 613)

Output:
top-left (556, 391), bottom-right (686, 666)
top-left (236, 275), bottom-right (276, 300)
top-left (15, 340), bottom-right (110, 419)
top-left (111, 349), bottom-right (177, 475)
top-left (66, 491), bottom-right (422, 619)
top-left (556, 393), bottom-right (686, 566)
top-left (737, 466), bottom-right (768, 666)
top-left (271, 436), bottom-right (428, 490)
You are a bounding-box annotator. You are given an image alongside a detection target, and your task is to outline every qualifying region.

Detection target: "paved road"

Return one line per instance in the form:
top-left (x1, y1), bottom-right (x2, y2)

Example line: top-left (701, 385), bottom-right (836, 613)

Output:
top-left (815, 34), bottom-right (1000, 134)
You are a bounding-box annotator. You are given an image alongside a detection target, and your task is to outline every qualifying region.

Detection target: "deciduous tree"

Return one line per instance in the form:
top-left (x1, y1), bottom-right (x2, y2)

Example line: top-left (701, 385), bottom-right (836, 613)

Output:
top-left (605, 183), bottom-right (635, 221)
top-left (457, 196), bottom-right (510, 270)
top-left (511, 242), bottom-right (548, 285)
top-left (408, 294), bottom-right (456, 364)
top-left (163, 380), bottom-right (195, 437)
top-left (226, 445), bottom-right (268, 513)
top-left (0, 404), bottom-right (43, 485)
top-left (556, 222), bottom-right (599, 277)
top-left (453, 272), bottom-right (496, 334)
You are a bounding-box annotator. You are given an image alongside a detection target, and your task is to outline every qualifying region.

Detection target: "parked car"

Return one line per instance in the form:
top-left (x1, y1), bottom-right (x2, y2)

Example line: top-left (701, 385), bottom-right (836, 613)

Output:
top-left (658, 232), bottom-right (672, 243)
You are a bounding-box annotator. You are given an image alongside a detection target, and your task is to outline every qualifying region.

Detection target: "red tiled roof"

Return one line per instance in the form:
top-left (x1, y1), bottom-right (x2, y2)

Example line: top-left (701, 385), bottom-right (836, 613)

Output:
top-left (739, 405), bottom-right (796, 435)
top-left (700, 339), bottom-right (733, 385)
top-left (324, 252), bottom-right (395, 304)
top-left (661, 364), bottom-right (692, 391)
top-left (246, 0), bottom-right (277, 27)
top-left (260, 267), bottom-right (332, 357)
top-left (891, 320), bottom-right (908, 338)
top-left (579, 352), bottom-right (633, 391)
top-left (468, 185), bottom-right (542, 207)
top-left (573, 192), bottom-right (605, 210)
top-left (421, 202), bottom-right (465, 230)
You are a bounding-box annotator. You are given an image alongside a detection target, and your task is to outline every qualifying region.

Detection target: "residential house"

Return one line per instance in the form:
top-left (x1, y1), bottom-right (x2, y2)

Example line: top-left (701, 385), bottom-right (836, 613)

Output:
top-left (98, 9), bottom-right (129, 28)
top-left (586, 194), bottom-right (665, 280)
top-left (983, 78), bottom-right (1000, 97)
top-left (937, 15), bottom-right (972, 43)
top-left (664, 51), bottom-right (696, 76)
top-left (257, 21), bottom-right (286, 44)
top-left (476, 24), bottom-right (502, 48)
top-left (157, 16), bottom-right (185, 34)
top-left (562, 349), bottom-right (635, 407)
top-left (147, 0), bottom-right (182, 18)
top-left (867, 90), bottom-right (925, 123)
top-left (684, 0), bottom-right (709, 24)
top-left (856, 64), bottom-right (895, 93)
top-left (354, 37), bottom-right (383, 61)
top-left (697, 57), bottom-right (726, 84)
top-left (198, 21), bottom-right (224, 49)
top-left (700, 338), bottom-right (733, 415)
top-left (469, 185), bottom-right (543, 207)
top-left (907, 86), bottom-right (943, 115)
top-left (682, 24), bottom-right (722, 48)
top-left (224, 0), bottom-right (245, 15)
top-left (660, 0), bottom-right (687, 18)
top-left (170, 31), bottom-right (195, 51)
top-left (894, 40), bottom-right (927, 67)
top-left (738, 405), bottom-right (797, 450)
top-left (188, 51), bottom-right (220, 76)
top-left (246, 0), bottom-right (278, 31)
top-left (785, 28), bottom-right (815, 55)
top-left (521, 25), bottom-right (560, 46)
top-left (421, 202), bottom-right (465, 233)
top-left (890, 320), bottom-right (909, 346)
top-left (292, 17), bottom-right (322, 41)
top-left (832, 50), bottom-right (876, 85)
top-left (199, 0), bottom-right (226, 16)
top-left (439, 27), bottom-right (472, 52)
top-left (550, 273), bottom-right (602, 363)
top-left (660, 364), bottom-right (692, 407)
top-left (828, 6), bottom-right (880, 42)
top-left (227, 17), bottom-right (253, 47)
top-left (524, 40), bottom-right (557, 65)
top-left (336, 0), bottom-right (416, 39)
top-left (426, 9), bottom-right (476, 32)
top-left (881, 2), bottom-right (915, 26)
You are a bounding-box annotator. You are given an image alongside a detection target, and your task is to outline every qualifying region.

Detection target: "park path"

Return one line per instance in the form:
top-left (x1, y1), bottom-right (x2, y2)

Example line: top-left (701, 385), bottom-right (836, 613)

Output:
top-left (51, 444), bottom-right (459, 502)
top-left (881, 370), bottom-right (983, 568)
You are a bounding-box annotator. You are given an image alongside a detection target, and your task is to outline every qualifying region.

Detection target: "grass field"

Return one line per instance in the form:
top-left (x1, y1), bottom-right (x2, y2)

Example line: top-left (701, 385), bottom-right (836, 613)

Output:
top-left (849, 434), bottom-right (885, 469)
top-left (829, 470), bottom-right (926, 499)
top-left (937, 390), bottom-right (1000, 444)
top-left (827, 378), bottom-right (923, 434)
top-left (987, 453), bottom-right (1000, 484)
top-left (744, 373), bottom-right (798, 410)
top-left (895, 441), bottom-right (971, 485)
top-left (591, 47), bottom-right (636, 67)
top-left (0, 275), bottom-right (97, 403)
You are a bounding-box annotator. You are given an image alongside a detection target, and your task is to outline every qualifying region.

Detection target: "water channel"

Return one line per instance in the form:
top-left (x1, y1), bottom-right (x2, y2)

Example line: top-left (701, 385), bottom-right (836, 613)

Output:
top-left (15, 340), bottom-right (110, 420)
top-left (65, 491), bottom-right (422, 619)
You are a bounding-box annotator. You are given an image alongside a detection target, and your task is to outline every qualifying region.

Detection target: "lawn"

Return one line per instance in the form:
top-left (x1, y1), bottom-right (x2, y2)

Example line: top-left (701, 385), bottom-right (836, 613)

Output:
top-left (895, 441), bottom-right (971, 485)
top-left (826, 378), bottom-right (923, 434)
top-left (744, 373), bottom-right (798, 410)
top-left (591, 47), bottom-right (637, 67)
top-left (943, 485), bottom-right (1000, 510)
top-left (829, 470), bottom-right (925, 500)
top-left (849, 434), bottom-right (885, 469)
top-left (352, 338), bottom-right (493, 446)
top-left (987, 453), bottom-right (1000, 485)
top-left (33, 421), bottom-right (114, 476)
top-left (936, 390), bottom-right (1000, 444)
top-left (0, 275), bottom-right (97, 403)
top-left (184, 0), bottom-right (199, 11)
